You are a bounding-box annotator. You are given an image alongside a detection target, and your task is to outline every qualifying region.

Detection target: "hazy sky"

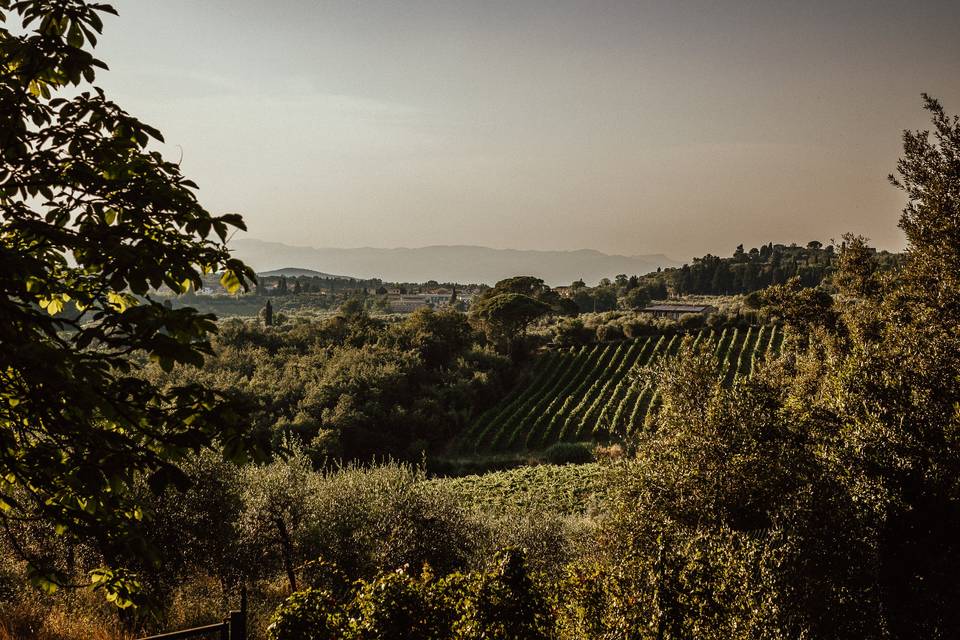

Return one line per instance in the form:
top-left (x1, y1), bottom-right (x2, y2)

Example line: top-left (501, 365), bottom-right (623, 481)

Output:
top-left (95, 1), bottom-right (959, 259)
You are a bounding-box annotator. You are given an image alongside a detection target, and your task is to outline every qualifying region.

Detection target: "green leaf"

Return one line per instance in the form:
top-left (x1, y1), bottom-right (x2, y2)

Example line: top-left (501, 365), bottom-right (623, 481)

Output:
top-left (220, 269), bottom-right (241, 294)
top-left (67, 21), bottom-right (84, 48)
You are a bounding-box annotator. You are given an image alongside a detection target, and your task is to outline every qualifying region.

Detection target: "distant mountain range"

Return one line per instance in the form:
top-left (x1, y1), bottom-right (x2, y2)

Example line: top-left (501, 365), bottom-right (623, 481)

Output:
top-left (232, 239), bottom-right (679, 286)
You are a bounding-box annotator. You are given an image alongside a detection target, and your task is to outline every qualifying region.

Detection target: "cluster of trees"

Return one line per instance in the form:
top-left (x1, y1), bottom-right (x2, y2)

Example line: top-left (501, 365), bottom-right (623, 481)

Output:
top-left (150, 307), bottom-right (514, 463)
top-left (566, 276), bottom-right (669, 313)
top-left (256, 275), bottom-right (379, 297)
top-left (657, 240), bottom-right (903, 296)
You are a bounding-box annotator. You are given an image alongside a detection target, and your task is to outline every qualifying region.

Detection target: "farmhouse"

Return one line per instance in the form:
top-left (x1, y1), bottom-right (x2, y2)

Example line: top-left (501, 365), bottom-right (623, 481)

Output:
top-left (640, 303), bottom-right (718, 320)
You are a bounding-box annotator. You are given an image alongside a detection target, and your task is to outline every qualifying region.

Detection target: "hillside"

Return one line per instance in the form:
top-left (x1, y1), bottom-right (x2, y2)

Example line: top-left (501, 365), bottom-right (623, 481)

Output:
top-left (232, 238), bottom-right (678, 286)
top-left (430, 462), bottom-right (608, 515)
top-left (462, 325), bottom-right (783, 453)
top-left (258, 267), bottom-right (353, 279)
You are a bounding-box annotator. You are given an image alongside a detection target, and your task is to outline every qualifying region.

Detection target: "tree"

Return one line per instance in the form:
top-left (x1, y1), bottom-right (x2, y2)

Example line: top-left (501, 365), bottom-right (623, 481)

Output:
top-left (599, 339), bottom-right (875, 637)
top-left (843, 94), bottom-right (960, 634)
top-left (487, 276), bottom-right (549, 298)
top-left (339, 294), bottom-right (367, 318)
top-left (399, 307), bottom-right (473, 370)
top-left (470, 293), bottom-right (550, 356)
top-left (890, 94), bottom-right (960, 311)
top-left (622, 286), bottom-right (651, 310)
top-left (240, 452), bottom-right (319, 593)
top-left (0, 0), bottom-right (260, 605)
top-left (261, 299), bottom-right (274, 326)
top-left (759, 95), bottom-right (960, 635)
top-left (833, 233), bottom-right (881, 299)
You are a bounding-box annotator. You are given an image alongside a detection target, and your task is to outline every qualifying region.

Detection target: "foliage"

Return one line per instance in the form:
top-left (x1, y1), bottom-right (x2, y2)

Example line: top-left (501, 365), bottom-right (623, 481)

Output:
top-left (735, 94), bottom-right (960, 636)
top-left (454, 549), bottom-right (554, 640)
top-left (552, 317), bottom-right (593, 347)
top-left (269, 549), bottom-right (553, 640)
top-left (651, 241), bottom-right (901, 297)
top-left (891, 94), bottom-right (960, 309)
top-left (0, 0), bottom-right (260, 604)
top-left (148, 310), bottom-right (512, 462)
top-left (756, 277), bottom-right (836, 335)
top-left (239, 451), bottom-right (319, 592)
top-left (594, 339), bottom-right (876, 638)
top-left (266, 587), bottom-right (344, 640)
top-left (471, 292), bottom-right (551, 355)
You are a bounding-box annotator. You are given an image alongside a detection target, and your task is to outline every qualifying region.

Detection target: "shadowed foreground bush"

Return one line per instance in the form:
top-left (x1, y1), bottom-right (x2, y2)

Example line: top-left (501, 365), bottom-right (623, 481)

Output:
top-left (267, 549), bottom-right (552, 640)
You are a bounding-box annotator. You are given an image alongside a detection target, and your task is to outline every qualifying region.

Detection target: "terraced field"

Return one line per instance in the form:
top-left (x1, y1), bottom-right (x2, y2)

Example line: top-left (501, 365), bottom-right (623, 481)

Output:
top-left (462, 325), bottom-right (782, 453)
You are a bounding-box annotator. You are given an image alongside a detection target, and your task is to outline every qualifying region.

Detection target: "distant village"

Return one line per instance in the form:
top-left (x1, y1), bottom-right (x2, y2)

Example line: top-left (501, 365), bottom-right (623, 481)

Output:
top-left (173, 271), bottom-right (484, 315)
top-left (172, 269), bottom-right (725, 321)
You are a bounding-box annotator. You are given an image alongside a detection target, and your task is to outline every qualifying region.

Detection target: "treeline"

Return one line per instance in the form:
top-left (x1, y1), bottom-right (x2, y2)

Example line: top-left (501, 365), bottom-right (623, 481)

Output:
top-left (553, 242), bottom-right (886, 313)
top-left (560, 241), bottom-right (904, 305)
top-left (655, 240), bottom-right (903, 296)
top-left (255, 275), bottom-right (380, 296)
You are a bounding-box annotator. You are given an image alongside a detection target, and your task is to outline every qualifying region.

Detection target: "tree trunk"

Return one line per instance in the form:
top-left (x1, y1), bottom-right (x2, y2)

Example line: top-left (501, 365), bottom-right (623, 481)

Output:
top-left (274, 517), bottom-right (298, 592)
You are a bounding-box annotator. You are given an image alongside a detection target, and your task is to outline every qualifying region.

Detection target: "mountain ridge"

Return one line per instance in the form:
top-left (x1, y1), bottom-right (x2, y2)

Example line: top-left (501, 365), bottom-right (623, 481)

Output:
top-left (232, 239), bottom-right (678, 286)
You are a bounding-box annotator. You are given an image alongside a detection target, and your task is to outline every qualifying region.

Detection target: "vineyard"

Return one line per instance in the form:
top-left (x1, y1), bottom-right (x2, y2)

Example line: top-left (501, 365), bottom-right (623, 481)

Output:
top-left (462, 325), bottom-right (783, 453)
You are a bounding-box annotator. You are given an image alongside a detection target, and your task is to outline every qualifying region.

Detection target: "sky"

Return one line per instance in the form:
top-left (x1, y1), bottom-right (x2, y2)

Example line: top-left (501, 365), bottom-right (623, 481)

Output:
top-left (94, 1), bottom-right (960, 260)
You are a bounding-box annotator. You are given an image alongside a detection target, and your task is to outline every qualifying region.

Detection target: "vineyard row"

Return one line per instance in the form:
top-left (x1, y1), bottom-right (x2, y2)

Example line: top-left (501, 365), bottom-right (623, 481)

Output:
top-left (462, 325), bottom-right (783, 453)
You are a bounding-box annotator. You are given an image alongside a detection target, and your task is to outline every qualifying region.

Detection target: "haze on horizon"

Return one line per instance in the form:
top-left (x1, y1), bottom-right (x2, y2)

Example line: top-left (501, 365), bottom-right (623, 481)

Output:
top-left (98, 0), bottom-right (959, 260)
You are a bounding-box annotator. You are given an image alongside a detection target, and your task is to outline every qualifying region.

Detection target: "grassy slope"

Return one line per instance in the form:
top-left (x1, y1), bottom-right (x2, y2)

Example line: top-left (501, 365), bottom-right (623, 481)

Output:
top-left (429, 462), bottom-right (609, 515)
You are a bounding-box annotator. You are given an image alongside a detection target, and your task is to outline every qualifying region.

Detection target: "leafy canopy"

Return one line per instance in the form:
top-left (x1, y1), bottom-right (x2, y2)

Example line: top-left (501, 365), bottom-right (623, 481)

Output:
top-left (471, 292), bottom-right (550, 353)
top-left (0, 0), bottom-right (260, 605)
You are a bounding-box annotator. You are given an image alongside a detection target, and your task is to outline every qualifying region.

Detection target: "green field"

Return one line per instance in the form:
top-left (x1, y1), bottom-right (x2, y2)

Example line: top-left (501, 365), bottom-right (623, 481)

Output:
top-left (430, 462), bottom-right (608, 515)
top-left (462, 325), bottom-right (782, 453)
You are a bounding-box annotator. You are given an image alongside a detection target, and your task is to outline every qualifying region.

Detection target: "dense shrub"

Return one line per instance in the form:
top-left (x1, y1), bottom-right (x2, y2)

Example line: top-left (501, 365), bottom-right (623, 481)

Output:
top-left (594, 323), bottom-right (623, 343)
top-left (266, 587), bottom-right (344, 640)
top-left (677, 312), bottom-right (705, 330)
top-left (553, 318), bottom-right (593, 347)
top-left (542, 443), bottom-right (594, 465)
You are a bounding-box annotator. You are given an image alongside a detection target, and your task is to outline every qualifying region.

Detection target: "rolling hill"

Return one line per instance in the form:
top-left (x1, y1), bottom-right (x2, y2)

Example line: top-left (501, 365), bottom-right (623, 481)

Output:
top-left (258, 267), bottom-right (353, 279)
